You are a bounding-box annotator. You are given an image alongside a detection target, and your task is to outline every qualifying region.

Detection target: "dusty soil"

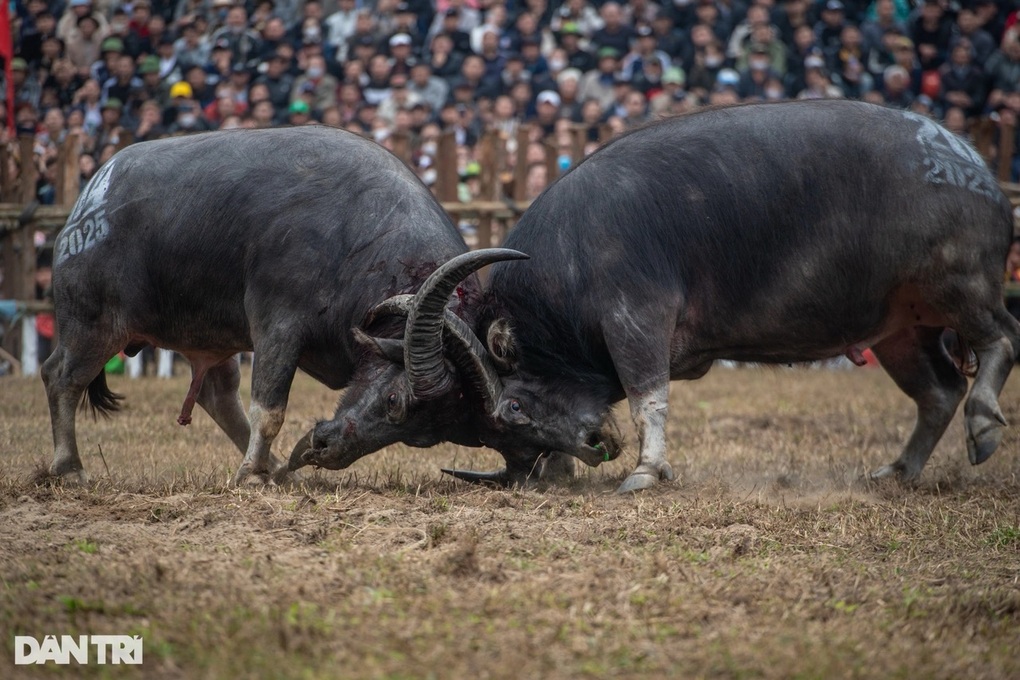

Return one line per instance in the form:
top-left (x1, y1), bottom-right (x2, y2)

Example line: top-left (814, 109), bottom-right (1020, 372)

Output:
top-left (1, 365), bottom-right (1019, 679)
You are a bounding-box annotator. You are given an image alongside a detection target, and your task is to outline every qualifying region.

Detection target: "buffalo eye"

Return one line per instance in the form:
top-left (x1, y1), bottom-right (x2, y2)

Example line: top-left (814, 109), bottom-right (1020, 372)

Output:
top-left (387, 393), bottom-right (398, 409)
top-left (510, 399), bottom-right (522, 413)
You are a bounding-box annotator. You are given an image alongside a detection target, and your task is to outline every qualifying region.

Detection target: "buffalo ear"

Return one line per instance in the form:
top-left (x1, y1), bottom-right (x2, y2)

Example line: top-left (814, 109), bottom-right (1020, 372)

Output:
top-left (485, 318), bottom-right (517, 372)
top-left (353, 328), bottom-right (405, 364)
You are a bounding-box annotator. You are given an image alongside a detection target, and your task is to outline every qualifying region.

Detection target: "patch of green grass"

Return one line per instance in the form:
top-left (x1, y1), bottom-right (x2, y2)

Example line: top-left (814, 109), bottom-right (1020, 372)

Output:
top-left (72, 538), bottom-right (99, 554)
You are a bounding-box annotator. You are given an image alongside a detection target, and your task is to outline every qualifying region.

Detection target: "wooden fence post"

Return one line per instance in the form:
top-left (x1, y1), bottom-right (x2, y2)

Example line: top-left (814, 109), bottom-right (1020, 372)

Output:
top-left (434, 130), bottom-right (458, 203)
top-left (513, 125), bottom-right (530, 203)
top-left (56, 132), bottom-right (81, 207)
top-left (390, 130), bottom-right (411, 166)
top-left (475, 131), bottom-right (499, 249)
top-left (997, 122), bottom-right (1015, 183)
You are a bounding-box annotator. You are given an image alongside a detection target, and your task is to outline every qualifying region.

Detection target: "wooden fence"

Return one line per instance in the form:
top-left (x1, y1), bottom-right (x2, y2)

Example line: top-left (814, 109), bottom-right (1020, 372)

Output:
top-left (2, 119), bottom-right (1020, 375)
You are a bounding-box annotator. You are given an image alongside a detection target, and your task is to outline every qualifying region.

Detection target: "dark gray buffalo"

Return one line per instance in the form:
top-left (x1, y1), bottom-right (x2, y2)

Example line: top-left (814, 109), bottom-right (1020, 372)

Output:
top-left (304, 99), bottom-right (1020, 493)
top-left (43, 125), bottom-right (521, 485)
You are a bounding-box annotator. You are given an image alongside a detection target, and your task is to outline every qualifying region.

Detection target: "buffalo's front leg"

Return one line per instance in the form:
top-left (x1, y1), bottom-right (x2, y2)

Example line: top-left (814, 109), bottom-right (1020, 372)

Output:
top-left (231, 344), bottom-right (298, 486)
top-left (617, 383), bottom-right (675, 493)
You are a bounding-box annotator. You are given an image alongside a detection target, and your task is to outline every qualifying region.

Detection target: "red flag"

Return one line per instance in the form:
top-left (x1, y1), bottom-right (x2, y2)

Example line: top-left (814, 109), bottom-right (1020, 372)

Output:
top-left (0, 1), bottom-right (13, 136)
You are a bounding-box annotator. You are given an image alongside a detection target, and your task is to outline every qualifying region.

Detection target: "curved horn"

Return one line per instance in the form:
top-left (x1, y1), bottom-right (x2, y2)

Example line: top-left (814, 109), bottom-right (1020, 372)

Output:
top-left (365, 294), bottom-right (504, 413)
top-left (363, 294), bottom-right (414, 327)
top-left (441, 460), bottom-right (535, 488)
top-left (438, 313), bottom-right (503, 416)
top-left (441, 467), bottom-right (511, 486)
top-left (404, 249), bottom-right (528, 400)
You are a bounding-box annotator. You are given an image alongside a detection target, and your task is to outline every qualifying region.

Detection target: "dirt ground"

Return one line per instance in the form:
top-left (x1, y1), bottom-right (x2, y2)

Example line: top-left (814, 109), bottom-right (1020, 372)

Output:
top-left (1, 365), bottom-right (1019, 679)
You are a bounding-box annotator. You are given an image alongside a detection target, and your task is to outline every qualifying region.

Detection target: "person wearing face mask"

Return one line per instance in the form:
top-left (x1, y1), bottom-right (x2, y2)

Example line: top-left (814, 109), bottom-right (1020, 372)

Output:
top-left (686, 40), bottom-right (726, 99)
top-left (291, 54), bottom-right (339, 112)
top-left (736, 44), bottom-right (776, 100)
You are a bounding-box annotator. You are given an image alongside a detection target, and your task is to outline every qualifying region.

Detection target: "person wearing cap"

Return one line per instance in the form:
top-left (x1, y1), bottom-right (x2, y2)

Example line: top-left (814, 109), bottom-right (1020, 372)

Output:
top-left (814, 0), bottom-right (847, 58)
top-left (650, 65), bottom-right (685, 114)
top-left (531, 89), bottom-right (562, 137)
top-left (95, 97), bottom-right (124, 149)
top-left (10, 57), bottom-right (42, 110)
top-left (579, 46), bottom-right (621, 111)
top-left (620, 24), bottom-right (670, 81)
top-left (591, 3), bottom-right (636, 57)
top-left (167, 92), bottom-right (213, 134)
top-left (390, 2), bottom-right (424, 52)
top-left (558, 22), bottom-right (596, 73)
top-left (89, 36), bottom-right (124, 85)
top-left (388, 33), bottom-right (419, 76)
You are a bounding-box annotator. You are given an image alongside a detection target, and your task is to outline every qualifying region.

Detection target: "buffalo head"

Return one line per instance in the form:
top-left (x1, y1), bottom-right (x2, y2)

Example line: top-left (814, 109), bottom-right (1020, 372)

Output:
top-left (286, 249), bottom-right (528, 475)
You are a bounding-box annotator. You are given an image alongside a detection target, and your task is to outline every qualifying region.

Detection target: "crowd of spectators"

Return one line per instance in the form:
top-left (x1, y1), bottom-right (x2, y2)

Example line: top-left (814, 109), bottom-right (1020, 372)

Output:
top-left (5, 0), bottom-right (1020, 204)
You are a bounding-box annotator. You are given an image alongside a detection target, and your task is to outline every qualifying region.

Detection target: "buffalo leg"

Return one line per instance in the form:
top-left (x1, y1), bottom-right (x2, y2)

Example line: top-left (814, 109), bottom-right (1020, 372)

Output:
top-left (41, 331), bottom-right (123, 483)
top-left (195, 356), bottom-right (249, 453)
top-left (869, 326), bottom-right (968, 482)
top-left (197, 356), bottom-right (290, 476)
top-left (230, 345), bottom-right (298, 486)
top-left (616, 383), bottom-right (675, 493)
top-left (954, 306), bottom-right (1020, 466)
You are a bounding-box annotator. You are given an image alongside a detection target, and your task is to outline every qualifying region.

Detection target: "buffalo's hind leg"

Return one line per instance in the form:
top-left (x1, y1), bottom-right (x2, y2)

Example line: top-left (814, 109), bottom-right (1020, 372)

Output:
top-left (196, 356), bottom-right (290, 482)
top-left (869, 326), bottom-right (968, 482)
top-left (955, 306), bottom-right (1020, 466)
top-left (40, 328), bottom-right (124, 484)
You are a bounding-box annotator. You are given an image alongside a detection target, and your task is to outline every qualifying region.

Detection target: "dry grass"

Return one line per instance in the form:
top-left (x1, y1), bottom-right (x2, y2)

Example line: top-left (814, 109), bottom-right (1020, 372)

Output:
top-left (1, 365), bottom-right (1019, 679)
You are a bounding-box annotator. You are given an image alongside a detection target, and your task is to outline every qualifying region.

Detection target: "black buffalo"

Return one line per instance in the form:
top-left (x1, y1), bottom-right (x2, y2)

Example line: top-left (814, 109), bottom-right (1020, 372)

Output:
top-left (42, 125), bottom-right (521, 485)
top-left (305, 100), bottom-right (1019, 493)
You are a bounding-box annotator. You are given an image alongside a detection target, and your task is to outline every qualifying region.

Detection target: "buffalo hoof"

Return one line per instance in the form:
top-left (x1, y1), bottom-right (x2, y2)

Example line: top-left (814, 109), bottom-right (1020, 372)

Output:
top-left (230, 465), bottom-right (275, 488)
top-left (616, 462), bottom-right (675, 494)
top-left (966, 417), bottom-right (1004, 466)
top-left (270, 465), bottom-right (304, 486)
top-left (866, 463), bottom-right (920, 485)
top-left (46, 466), bottom-right (89, 486)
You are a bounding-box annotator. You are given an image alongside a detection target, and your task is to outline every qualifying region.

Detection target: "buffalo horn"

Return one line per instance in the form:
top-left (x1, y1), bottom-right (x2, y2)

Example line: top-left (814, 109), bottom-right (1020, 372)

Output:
top-left (440, 467), bottom-right (511, 486)
top-left (404, 249), bottom-right (528, 400)
top-left (365, 294), bottom-right (504, 412)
